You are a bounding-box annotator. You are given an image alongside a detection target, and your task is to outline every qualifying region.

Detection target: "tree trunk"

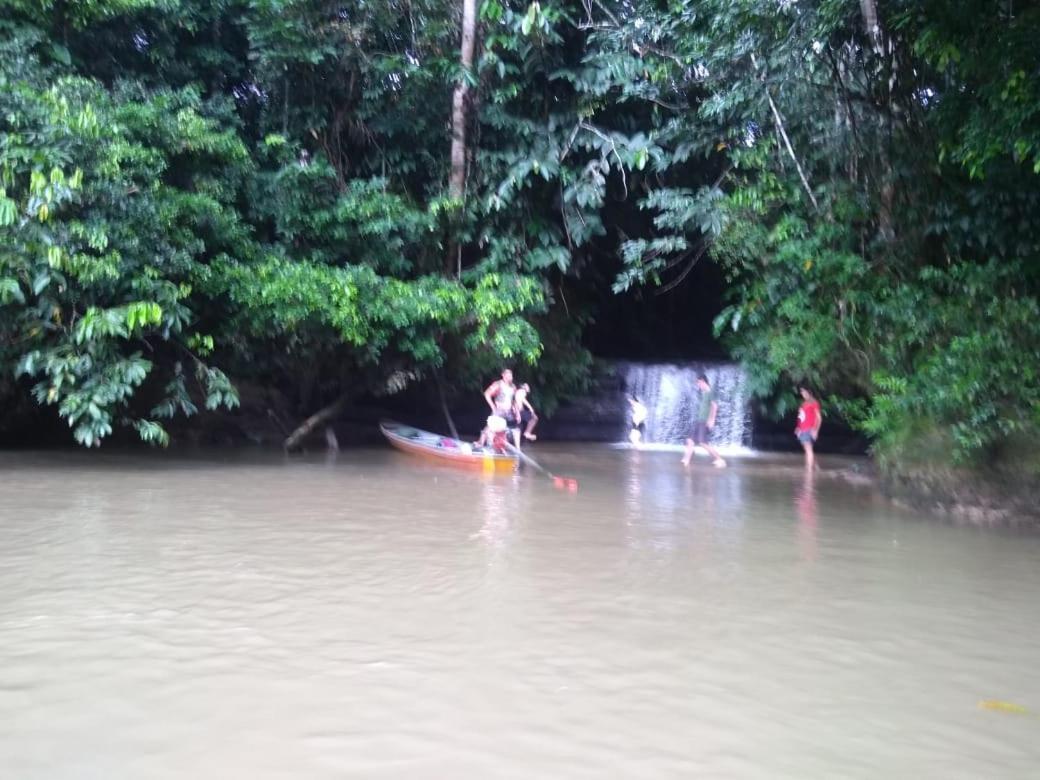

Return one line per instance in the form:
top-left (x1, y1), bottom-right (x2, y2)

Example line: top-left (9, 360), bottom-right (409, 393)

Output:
top-left (859, 0), bottom-right (879, 42)
top-left (448, 0), bottom-right (477, 214)
top-left (858, 0), bottom-right (896, 241)
top-left (283, 392), bottom-right (350, 452)
top-left (434, 370), bottom-right (460, 440)
top-left (446, 0), bottom-right (477, 275)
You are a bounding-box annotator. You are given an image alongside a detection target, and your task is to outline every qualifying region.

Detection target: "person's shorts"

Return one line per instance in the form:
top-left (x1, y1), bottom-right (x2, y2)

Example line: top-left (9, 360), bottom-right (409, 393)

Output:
top-left (520, 409), bottom-right (536, 428)
top-left (797, 431), bottom-right (815, 444)
top-left (691, 422), bottom-right (710, 445)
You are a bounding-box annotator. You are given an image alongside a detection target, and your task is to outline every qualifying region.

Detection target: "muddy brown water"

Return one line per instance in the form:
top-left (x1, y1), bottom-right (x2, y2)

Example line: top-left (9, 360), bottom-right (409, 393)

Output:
top-left (1, 447), bottom-right (1038, 778)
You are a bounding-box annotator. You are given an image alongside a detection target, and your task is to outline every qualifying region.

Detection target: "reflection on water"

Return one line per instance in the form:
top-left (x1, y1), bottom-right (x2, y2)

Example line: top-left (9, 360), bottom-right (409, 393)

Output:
top-left (621, 449), bottom-right (748, 556)
top-left (795, 469), bottom-right (819, 563)
top-left (1, 447), bottom-right (1039, 779)
top-left (475, 473), bottom-right (521, 549)
top-left (624, 448), bottom-right (643, 518)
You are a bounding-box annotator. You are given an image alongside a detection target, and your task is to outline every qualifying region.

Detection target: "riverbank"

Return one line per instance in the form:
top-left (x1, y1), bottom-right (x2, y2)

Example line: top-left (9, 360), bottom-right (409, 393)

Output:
top-left (881, 464), bottom-right (1040, 528)
top-left (868, 425), bottom-right (1040, 528)
top-left (3, 373), bottom-right (1035, 528)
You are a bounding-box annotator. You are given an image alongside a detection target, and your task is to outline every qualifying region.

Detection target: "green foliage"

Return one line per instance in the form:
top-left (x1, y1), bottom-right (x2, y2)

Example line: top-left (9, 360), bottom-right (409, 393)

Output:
top-left (2, 0), bottom-right (1035, 466)
top-left (0, 1), bottom-right (574, 444)
top-left (215, 254), bottom-right (544, 366)
top-left (0, 29), bottom-right (244, 446)
top-left (578, 0), bottom-right (1040, 467)
top-left (861, 265), bottom-right (1040, 464)
top-left (902, 1), bottom-right (1040, 178)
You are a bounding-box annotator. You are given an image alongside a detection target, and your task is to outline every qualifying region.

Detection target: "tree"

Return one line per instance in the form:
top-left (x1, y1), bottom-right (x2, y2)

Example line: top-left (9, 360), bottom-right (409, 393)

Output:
top-left (2, 0), bottom-right (1035, 471)
top-left (567, 0), bottom-right (1040, 466)
top-left (0, 26), bottom-right (242, 446)
top-left (449, 0), bottom-right (478, 203)
top-left (0, 1), bottom-right (569, 447)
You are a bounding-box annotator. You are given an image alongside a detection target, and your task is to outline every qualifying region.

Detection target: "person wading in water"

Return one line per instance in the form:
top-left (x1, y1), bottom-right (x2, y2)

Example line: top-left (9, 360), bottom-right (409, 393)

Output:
top-left (682, 374), bottom-right (727, 468)
top-left (795, 386), bottom-right (822, 469)
top-left (628, 395), bottom-right (648, 444)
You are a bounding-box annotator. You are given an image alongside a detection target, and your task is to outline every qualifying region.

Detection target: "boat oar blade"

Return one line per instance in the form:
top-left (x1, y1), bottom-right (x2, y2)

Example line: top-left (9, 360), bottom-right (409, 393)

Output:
top-left (507, 444), bottom-right (578, 491)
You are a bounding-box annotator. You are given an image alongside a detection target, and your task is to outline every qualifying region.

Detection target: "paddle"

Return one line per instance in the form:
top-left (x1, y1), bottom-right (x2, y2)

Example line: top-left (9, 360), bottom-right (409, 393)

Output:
top-left (506, 443), bottom-right (578, 491)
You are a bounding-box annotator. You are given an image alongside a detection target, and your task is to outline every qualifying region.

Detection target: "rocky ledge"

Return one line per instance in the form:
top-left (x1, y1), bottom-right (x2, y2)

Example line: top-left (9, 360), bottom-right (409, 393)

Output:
top-left (882, 465), bottom-right (1040, 528)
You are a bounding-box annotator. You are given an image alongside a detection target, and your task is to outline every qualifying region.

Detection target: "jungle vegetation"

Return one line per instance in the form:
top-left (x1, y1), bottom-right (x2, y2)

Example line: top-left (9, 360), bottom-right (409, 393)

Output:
top-left (1, 0), bottom-right (1036, 472)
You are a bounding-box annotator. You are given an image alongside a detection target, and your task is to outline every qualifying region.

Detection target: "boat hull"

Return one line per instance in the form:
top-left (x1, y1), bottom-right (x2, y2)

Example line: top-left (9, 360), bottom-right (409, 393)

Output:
top-left (380, 421), bottom-right (517, 473)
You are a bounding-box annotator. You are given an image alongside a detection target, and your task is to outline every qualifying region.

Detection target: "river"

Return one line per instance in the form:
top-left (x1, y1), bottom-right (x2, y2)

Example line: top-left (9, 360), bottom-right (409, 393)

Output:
top-left (1, 447), bottom-right (1038, 778)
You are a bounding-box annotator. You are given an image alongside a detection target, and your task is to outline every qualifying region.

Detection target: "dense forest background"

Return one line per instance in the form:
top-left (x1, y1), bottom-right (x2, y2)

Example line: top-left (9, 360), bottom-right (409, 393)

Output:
top-left (0, 0), bottom-right (1037, 475)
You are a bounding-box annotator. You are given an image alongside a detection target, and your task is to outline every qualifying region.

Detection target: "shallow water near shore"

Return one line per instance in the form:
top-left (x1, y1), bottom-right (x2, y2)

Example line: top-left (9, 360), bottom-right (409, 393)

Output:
top-left (1, 446), bottom-right (1039, 778)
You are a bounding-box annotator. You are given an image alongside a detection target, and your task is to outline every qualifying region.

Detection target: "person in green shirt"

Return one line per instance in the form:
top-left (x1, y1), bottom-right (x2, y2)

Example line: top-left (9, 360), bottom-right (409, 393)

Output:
top-left (682, 374), bottom-right (727, 468)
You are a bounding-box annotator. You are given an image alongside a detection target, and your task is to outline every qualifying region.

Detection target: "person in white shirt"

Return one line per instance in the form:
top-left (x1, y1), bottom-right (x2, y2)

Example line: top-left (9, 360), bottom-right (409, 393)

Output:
top-left (628, 395), bottom-right (648, 444)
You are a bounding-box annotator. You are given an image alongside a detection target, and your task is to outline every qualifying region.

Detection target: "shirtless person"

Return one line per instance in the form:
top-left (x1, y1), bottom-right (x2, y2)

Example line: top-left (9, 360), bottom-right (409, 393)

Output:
top-left (514, 383), bottom-right (539, 442)
top-left (475, 369), bottom-right (516, 449)
top-left (682, 374), bottom-right (727, 468)
top-left (485, 369), bottom-right (516, 418)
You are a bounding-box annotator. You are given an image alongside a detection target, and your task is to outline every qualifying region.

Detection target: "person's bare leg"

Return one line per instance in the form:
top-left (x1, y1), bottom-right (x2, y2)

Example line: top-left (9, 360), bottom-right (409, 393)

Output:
top-left (802, 440), bottom-right (814, 470)
top-left (524, 417), bottom-right (538, 440)
top-left (682, 438), bottom-right (694, 466)
top-left (706, 444), bottom-right (727, 467)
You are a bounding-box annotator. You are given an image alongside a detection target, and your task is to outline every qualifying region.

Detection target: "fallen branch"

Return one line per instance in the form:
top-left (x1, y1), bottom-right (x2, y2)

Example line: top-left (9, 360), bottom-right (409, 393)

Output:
top-left (284, 391), bottom-right (350, 452)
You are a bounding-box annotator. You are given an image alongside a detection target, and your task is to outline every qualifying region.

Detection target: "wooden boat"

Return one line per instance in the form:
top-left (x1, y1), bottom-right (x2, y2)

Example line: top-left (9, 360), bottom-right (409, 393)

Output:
top-left (379, 421), bottom-right (517, 473)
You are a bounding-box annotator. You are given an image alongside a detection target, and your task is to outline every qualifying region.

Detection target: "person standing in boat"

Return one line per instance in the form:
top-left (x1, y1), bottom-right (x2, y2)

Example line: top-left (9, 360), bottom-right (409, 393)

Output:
top-left (485, 369), bottom-right (516, 419)
top-left (514, 383), bottom-right (539, 442)
top-left (475, 369), bottom-right (516, 449)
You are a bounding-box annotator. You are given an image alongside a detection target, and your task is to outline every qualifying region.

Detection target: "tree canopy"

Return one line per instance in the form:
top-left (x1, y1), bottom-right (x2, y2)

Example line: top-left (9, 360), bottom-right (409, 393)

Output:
top-left (1, 0), bottom-right (1037, 470)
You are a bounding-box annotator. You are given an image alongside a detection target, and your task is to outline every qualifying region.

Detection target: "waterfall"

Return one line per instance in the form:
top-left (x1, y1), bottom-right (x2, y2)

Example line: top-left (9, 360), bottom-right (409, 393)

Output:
top-left (621, 362), bottom-right (752, 453)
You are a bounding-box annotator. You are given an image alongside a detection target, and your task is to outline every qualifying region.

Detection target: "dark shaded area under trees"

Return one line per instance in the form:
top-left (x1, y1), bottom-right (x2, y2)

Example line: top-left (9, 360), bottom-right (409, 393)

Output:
top-left (0, 0), bottom-right (1037, 486)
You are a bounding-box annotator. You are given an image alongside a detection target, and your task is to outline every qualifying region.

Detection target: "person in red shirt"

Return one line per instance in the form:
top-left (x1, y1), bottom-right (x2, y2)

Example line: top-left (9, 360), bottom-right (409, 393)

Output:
top-left (795, 387), bottom-right (822, 469)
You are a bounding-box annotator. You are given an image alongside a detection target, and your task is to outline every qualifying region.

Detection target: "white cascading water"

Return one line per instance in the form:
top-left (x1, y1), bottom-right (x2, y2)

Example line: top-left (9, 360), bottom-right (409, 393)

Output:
top-left (621, 362), bottom-right (752, 454)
